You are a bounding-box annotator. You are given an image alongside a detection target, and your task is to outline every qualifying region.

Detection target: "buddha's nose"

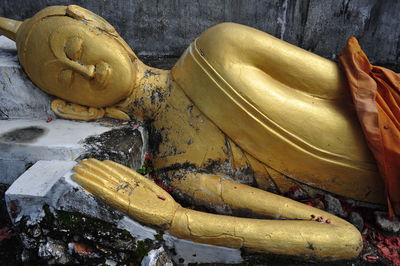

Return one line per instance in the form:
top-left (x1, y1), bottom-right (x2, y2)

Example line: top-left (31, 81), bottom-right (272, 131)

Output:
top-left (66, 61), bottom-right (95, 79)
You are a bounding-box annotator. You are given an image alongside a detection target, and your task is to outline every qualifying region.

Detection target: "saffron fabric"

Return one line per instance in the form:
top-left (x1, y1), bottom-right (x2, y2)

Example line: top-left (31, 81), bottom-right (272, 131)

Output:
top-left (340, 37), bottom-right (400, 217)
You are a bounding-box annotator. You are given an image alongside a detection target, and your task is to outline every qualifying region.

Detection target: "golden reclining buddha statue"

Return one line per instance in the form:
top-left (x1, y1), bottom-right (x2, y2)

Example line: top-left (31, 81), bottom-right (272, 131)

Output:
top-left (1, 5), bottom-right (388, 260)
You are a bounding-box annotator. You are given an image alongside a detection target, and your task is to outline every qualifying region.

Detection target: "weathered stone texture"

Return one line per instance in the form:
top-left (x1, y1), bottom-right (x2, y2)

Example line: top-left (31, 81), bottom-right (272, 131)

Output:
top-left (0, 0), bottom-right (398, 68)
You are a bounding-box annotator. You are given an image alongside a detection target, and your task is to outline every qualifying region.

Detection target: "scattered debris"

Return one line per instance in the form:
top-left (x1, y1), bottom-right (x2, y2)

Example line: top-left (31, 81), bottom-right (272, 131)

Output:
top-left (157, 195), bottom-right (166, 201)
top-left (349, 211), bottom-right (364, 231)
top-left (141, 246), bottom-right (173, 266)
top-left (363, 253), bottom-right (378, 263)
top-left (38, 237), bottom-right (72, 264)
top-left (286, 186), bottom-right (309, 200)
top-left (324, 194), bottom-right (348, 218)
top-left (71, 242), bottom-right (99, 258)
top-left (375, 211), bottom-right (400, 233)
top-left (0, 227), bottom-right (15, 239)
top-left (363, 225), bottom-right (400, 266)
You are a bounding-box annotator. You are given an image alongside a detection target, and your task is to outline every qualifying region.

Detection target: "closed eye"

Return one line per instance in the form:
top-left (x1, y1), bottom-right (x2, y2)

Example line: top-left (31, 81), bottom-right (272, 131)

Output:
top-left (64, 37), bottom-right (83, 61)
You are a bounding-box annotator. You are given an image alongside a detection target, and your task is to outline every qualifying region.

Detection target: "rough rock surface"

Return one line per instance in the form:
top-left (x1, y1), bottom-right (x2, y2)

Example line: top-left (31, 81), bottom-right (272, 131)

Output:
top-left (324, 194), bottom-right (348, 218)
top-left (1, 0), bottom-right (399, 69)
top-left (375, 211), bottom-right (400, 233)
top-left (348, 211), bottom-right (364, 232)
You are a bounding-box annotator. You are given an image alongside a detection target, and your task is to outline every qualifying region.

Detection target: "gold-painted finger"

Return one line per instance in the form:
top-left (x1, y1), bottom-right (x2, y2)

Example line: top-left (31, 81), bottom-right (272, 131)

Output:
top-left (72, 166), bottom-right (108, 186)
top-left (102, 160), bottom-right (141, 185)
top-left (83, 158), bottom-right (138, 187)
top-left (72, 171), bottom-right (104, 186)
top-left (79, 159), bottom-right (121, 184)
top-left (84, 158), bottom-right (116, 173)
top-left (85, 158), bottom-right (137, 186)
top-left (103, 160), bottom-right (165, 194)
top-left (73, 165), bottom-right (135, 195)
top-left (72, 173), bottom-right (129, 213)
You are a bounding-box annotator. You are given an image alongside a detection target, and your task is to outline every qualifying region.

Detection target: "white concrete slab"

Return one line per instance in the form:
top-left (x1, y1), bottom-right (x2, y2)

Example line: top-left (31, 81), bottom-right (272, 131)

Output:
top-left (141, 247), bottom-right (173, 266)
top-left (0, 119), bottom-right (112, 159)
top-left (5, 160), bottom-right (138, 225)
top-left (0, 36), bottom-right (19, 66)
top-left (6, 160), bottom-right (76, 197)
top-left (5, 160), bottom-right (77, 223)
top-left (0, 119), bottom-right (114, 184)
top-left (0, 36), bottom-right (54, 120)
top-left (117, 216), bottom-right (157, 241)
top-left (0, 159), bottom-right (26, 184)
top-left (163, 234), bottom-right (243, 264)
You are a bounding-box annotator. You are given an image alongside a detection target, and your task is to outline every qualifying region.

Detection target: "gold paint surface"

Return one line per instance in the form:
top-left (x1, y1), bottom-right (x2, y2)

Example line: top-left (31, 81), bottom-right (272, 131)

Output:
top-left (73, 159), bottom-right (179, 227)
top-left (172, 23), bottom-right (384, 203)
top-left (16, 6), bottom-right (137, 108)
top-left (169, 207), bottom-right (362, 260)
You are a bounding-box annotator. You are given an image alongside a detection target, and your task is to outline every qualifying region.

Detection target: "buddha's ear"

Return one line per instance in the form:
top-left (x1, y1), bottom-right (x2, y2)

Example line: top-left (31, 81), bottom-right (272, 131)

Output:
top-left (50, 99), bottom-right (105, 121)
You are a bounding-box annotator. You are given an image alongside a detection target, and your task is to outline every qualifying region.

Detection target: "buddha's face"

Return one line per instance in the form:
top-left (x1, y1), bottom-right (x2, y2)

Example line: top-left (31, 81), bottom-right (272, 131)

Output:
top-left (22, 15), bottom-right (135, 107)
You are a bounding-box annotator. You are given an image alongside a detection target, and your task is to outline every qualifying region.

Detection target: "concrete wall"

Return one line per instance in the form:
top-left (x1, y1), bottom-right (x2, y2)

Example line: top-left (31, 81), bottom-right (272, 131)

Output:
top-left (1, 0), bottom-right (399, 68)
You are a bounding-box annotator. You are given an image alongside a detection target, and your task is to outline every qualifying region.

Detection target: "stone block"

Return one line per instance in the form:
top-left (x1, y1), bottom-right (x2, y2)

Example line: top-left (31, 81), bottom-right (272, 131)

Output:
top-left (0, 119), bottom-right (146, 184)
top-left (0, 36), bottom-right (54, 120)
top-left (164, 235), bottom-right (242, 264)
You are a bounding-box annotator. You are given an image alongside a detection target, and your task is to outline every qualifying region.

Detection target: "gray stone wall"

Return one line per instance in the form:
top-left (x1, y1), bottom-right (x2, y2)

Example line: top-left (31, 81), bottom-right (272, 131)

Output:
top-left (0, 0), bottom-right (399, 69)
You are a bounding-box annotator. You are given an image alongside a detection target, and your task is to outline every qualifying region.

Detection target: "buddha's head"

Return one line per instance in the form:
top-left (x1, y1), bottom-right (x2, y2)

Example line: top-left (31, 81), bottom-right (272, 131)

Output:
top-left (0, 5), bottom-right (138, 108)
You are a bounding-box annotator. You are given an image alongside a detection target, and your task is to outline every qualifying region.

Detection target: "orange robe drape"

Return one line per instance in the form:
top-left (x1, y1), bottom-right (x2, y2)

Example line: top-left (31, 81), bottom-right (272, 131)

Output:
top-left (339, 37), bottom-right (400, 217)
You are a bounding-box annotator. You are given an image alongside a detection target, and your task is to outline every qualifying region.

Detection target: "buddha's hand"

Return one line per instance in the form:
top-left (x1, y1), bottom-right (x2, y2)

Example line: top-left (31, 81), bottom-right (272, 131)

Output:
top-left (51, 99), bottom-right (105, 120)
top-left (72, 159), bottom-right (180, 228)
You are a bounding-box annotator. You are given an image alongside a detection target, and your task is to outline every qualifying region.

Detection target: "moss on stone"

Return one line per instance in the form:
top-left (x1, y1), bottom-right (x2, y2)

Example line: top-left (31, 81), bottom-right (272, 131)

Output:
top-left (131, 240), bottom-right (152, 265)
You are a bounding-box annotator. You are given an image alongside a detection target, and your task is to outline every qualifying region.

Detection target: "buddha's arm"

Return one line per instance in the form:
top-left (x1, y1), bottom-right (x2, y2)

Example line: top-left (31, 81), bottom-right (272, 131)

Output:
top-left (73, 159), bottom-right (362, 260)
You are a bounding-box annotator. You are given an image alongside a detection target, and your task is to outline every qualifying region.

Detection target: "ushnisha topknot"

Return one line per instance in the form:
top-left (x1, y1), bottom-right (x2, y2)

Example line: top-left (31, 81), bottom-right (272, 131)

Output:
top-left (0, 17), bottom-right (21, 41)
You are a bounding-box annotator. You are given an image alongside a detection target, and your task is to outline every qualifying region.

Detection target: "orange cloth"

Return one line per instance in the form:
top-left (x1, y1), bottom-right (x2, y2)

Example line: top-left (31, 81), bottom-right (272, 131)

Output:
top-left (339, 37), bottom-right (400, 217)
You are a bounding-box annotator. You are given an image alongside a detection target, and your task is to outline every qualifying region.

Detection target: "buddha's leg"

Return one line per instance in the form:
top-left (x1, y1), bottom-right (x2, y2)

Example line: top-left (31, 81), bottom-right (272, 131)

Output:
top-left (172, 173), bottom-right (342, 222)
top-left (169, 172), bottom-right (362, 260)
top-left (169, 207), bottom-right (362, 260)
top-left (197, 22), bottom-right (349, 100)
